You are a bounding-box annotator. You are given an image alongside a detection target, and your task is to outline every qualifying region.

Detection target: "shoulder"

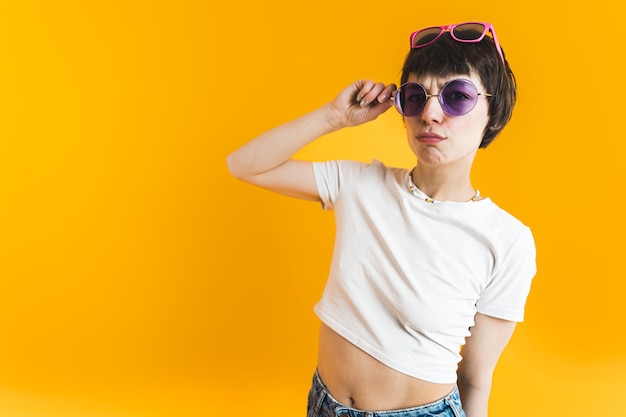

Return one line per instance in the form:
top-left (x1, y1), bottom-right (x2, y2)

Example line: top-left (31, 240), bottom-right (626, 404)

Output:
top-left (312, 159), bottom-right (407, 210)
top-left (466, 200), bottom-right (536, 265)
top-left (313, 158), bottom-right (406, 185)
top-left (483, 200), bottom-right (534, 240)
top-left (481, 201), bottom-right (536, 270)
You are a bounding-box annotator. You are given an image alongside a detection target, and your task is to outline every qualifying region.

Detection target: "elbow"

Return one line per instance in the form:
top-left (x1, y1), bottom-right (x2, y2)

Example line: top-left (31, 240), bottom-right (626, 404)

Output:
top-left (226, 152), bottom-right (245, 180)
top-left (226, 151), bottom-right (265, 184)
top-left (458, 369), bottom-right (493, 394)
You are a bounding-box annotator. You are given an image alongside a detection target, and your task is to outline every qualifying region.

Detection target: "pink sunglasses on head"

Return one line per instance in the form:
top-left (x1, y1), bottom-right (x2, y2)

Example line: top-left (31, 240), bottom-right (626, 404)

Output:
top-left (410, 22), bottom-right (505, 65)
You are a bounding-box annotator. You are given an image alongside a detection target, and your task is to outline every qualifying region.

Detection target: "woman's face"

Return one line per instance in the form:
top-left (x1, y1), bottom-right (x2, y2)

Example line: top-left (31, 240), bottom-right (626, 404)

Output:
top-left (403, 72), bottom-right (491, 170)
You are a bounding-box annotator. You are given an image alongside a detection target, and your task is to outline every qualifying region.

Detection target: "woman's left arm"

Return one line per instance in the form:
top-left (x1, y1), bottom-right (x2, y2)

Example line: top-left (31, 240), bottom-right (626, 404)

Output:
top-left (457, 313), bottom-right (517, 417)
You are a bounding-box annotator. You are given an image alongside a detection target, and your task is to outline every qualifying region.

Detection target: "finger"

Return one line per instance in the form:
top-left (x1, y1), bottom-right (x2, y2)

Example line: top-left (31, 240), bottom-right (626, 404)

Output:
top-left (376, 83), bottom-right (398, 103)
top-left (355, 80), bottom-right (375, 103)
top-left (378, 84), bottom-right (397, 103)
top-left (358, 82), bottom-right (386, 107)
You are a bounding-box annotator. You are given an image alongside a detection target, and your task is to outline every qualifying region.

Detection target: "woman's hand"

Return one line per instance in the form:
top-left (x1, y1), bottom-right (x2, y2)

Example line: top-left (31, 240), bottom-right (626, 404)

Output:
top-left (325, 80), bottom-right (397, 129)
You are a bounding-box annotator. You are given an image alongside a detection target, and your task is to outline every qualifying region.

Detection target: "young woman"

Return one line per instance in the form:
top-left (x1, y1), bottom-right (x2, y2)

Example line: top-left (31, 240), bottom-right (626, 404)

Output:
top-left (227, 22), bottom-right (536, 417)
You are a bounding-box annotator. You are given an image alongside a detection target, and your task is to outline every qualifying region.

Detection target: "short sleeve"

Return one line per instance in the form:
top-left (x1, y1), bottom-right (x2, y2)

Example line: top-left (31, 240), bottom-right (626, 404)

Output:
top-left (312, 160), bottom-right (368, 211)
top-left (476, 226), bottom-right (537, 322)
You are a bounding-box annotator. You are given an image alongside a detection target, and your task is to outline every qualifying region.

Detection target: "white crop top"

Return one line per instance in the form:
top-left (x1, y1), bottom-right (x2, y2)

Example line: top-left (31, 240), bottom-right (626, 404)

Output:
top-left (312, 159), bottom-right (536, 384)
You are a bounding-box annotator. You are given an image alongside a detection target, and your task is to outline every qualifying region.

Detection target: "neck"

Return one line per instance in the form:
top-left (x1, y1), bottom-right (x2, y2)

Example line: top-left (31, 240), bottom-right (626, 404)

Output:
top-left (411, 164), bottom-right (476, 202)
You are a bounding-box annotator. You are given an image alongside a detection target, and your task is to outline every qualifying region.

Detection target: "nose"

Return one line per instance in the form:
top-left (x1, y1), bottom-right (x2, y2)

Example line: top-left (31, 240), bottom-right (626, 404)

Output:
top-left (420, 94), bottom-right (444, 125)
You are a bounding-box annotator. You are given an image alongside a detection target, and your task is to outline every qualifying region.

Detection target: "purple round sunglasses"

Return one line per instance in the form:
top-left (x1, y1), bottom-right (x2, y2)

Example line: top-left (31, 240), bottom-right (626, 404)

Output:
top-left (394, 78), bottom-right (493, 117)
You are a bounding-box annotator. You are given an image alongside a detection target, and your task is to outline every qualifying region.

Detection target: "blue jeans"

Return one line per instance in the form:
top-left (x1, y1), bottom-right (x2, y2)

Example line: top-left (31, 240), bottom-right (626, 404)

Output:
top-left (307, 370), bottom-right (466, 417)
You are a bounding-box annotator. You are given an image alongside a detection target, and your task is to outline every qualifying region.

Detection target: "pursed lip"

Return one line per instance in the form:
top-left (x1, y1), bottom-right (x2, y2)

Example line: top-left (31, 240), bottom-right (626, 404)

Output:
top-left (416, 132), bottom-right (445, 144)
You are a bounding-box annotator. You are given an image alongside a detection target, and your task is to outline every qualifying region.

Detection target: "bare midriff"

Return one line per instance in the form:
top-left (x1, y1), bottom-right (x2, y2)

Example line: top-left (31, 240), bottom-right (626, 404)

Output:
top-left (317, 323), bottom-right (456, 411)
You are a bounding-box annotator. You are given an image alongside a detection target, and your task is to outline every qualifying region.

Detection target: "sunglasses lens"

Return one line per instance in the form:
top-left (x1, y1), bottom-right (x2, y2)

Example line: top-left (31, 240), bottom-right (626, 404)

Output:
top-left (411, 27), bottom-right (443, 47)
top-left (451, 23), bottom-right (486, 40)
top-left (397, 83), bottom-right (427, 117)
top-left (440, 79), bottom-right (479, 116)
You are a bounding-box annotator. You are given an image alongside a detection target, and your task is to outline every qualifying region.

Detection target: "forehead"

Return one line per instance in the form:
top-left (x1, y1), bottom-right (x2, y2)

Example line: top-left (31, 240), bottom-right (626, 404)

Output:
top-left (407, 72), bottom-right (485, 89)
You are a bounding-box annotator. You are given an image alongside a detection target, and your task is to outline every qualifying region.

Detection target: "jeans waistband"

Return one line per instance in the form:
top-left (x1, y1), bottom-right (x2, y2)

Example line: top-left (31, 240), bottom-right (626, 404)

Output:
top-left (307, 370), bottom-right (465, 417)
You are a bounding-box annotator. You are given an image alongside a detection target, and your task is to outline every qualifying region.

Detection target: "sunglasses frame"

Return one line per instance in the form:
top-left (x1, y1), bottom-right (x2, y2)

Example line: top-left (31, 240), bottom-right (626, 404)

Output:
top-left (394, 78), bottom-right (493, 117)
top-left (409, 22), bottom-right (505, 65)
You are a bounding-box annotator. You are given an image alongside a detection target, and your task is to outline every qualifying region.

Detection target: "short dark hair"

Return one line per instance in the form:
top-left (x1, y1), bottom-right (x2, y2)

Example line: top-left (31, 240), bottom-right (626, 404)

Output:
top-left (400, 31), bottom-right (516, 148)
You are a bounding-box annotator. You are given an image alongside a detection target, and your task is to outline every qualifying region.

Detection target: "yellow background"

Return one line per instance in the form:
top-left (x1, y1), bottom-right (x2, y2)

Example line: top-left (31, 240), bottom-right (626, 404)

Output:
top-left (0, 0), bottom-right (624, 415)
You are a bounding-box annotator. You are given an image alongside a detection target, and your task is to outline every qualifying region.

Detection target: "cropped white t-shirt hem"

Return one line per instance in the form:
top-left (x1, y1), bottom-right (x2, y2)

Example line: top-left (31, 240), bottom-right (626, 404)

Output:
top-left (312, 159), bottom-right (537, 384)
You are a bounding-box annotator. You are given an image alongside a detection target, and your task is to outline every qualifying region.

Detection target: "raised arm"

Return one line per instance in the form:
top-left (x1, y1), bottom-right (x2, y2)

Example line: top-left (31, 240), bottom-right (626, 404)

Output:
top-left (226, 80), bottom-right (396, 201)
top-left (457, 313), bottom-right (517, 417)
